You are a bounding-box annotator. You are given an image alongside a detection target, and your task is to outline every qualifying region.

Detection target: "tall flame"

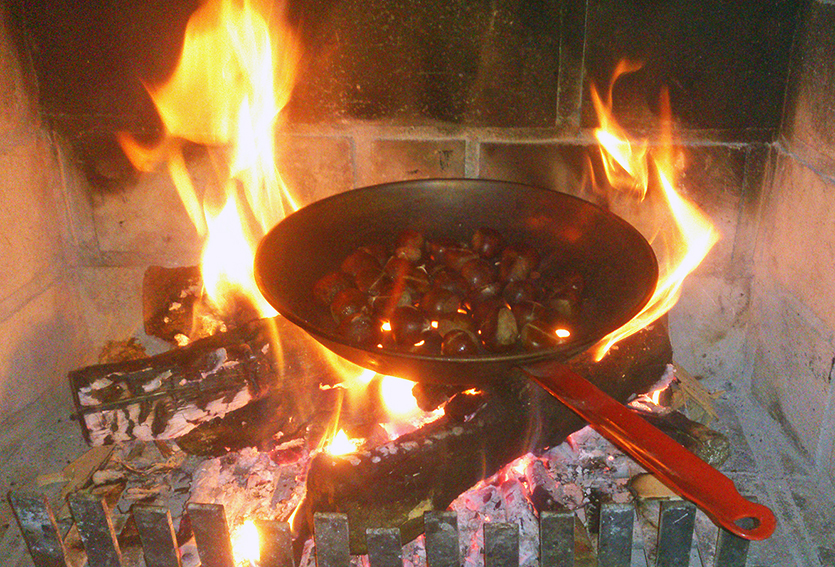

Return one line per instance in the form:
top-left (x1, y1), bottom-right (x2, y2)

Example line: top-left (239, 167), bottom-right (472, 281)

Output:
top-left (590, 64), bottom-right (719, 360)
top-left (118, 0), bottom-right (300, 316)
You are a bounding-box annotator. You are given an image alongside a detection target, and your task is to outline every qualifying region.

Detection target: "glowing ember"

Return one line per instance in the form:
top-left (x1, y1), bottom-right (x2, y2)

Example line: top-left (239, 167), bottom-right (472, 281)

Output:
top-left (589, 63), bottom-right (719, 360)
top-left (555, 328), bottom-right (570, 339)
top-left (231, 519), bottom-right (260, 565)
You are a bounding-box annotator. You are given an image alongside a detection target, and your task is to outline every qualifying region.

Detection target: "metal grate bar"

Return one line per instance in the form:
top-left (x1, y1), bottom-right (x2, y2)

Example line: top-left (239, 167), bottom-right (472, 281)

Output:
top-left (256, 519), bottom-right (296, 567)
top-left (366, 527), bottom-right (403, 567)
top-left (539, 509), bottom-right (574, 567)
top-left (67, 493), bottom-right (123, 567)
top-left (424, 511), bottom-right (460, 567)
top-left (714, 518), bottom-right (754, 567)
top-left (656, 501), bottom-right (696, 567)
top-left (597, 502), bottom-right (633, 567)
top-left (8, 492), bottom-right (69, 567)
top-left (314, 512), bottom-right (351, 567)
top-left (133, 505), bottom-right (182, 567)
top-left (187, 503), bottom-right (235, 567)
top-left (483, 522), bottom-right (519, 567)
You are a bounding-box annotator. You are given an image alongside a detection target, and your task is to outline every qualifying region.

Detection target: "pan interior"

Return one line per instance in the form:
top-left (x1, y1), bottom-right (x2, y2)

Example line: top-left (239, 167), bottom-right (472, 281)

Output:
top-left (254, 179), bottom-right (657, 381)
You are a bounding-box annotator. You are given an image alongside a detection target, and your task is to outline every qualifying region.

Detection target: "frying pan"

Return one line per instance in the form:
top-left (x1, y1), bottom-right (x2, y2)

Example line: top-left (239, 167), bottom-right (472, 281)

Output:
top-left (254, 179), bottom-right (775, 540)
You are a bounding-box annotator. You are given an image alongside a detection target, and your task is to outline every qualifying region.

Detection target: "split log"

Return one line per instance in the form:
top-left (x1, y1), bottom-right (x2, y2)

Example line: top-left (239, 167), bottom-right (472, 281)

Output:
top-left (70, 317), bottom-right (341, 446)
top-left (296, 318), bottom-right (673, 554)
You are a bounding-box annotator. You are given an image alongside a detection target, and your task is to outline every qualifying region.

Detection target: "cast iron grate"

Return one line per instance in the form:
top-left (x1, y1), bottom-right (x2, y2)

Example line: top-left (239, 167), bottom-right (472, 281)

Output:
top-left (8, 491), bottom-right (751, 567)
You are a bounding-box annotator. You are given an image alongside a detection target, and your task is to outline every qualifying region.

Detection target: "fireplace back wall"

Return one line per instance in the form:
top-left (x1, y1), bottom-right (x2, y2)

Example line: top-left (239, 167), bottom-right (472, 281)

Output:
top-left (3, 0), bottom-right (834, 503)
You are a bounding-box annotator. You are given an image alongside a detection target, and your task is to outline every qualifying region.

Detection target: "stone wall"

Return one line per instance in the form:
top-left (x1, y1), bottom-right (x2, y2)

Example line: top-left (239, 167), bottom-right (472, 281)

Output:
top-left (0, 5), bottom-right (90, 419)
top-left (749, 0), bottom-right (835, 491)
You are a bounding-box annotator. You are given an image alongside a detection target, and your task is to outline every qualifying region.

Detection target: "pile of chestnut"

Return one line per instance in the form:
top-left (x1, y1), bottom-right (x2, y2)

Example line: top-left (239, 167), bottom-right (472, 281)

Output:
top-left (313, 227), bottom-right (583, 357)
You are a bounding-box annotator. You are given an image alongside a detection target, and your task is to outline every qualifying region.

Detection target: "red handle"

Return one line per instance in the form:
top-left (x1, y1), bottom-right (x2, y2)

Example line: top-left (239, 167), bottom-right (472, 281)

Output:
top-left (519, 360), bottom-right (776, 540)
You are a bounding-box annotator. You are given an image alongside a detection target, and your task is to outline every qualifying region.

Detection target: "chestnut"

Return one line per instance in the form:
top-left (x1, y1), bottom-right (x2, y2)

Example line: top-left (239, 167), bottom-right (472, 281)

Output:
top-left (464, 282), bottom-right (503, 314)
top-left (443, 248), bottom-right (479, 271)
top-left (426, 237), bottom-right (460, 265)
top-left (390, 305), bottom-right (430, 346)
top-left (511, 300), bottom-right (552, 329)
top-left (460, 258), bottom-right (496, 290)
top-left (471, 227), bottom-right (504, 259)
top-left (499, 244), bottom-right (540, 282)
top-left (395, 229), bottom-right (425, 263)
top-left (441, 329), bottom-right (481, 356)
top-left (420, 288), bottom-right (463, 318)
top-left (355, 267), bottom-right (385, 293)
top-left (330, 288), bottom-right (369, 323)
top-left (341, 248), bottom-right (381, 277)
top-left (519, 319), bottom-right (569, 350)
top-left (314, 271), bottom-right (354, 305)
top-left (430, 267), bottom-right (469, 297)
top-left (336, 311), bottom-right (376, 345)
top-left (359, 244), bottom-right (389, 266)
top-left (408, 330), bottom-right (443, 355)
top-left (477, 301), bottom-right (519, 352)
top-left (436, 312), bottom-right (478, 337)
top-left (502, 280), bottom-right (539, 305)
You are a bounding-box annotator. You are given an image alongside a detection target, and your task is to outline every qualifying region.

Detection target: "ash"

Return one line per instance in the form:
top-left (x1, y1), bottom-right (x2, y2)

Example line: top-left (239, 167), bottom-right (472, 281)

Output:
top-left (442, 425), bottom-right (636, 567)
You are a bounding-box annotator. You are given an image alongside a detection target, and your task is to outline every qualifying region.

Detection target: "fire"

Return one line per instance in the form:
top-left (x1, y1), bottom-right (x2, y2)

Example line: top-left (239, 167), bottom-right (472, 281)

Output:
top-left (590, 63), bottom-right (719, 360)
top-left (231, 519), bottom-right (260, 565)
top-left (326, 429), bottom-right (361, 456)
top-left (118, 0), bottom-right (301, 317)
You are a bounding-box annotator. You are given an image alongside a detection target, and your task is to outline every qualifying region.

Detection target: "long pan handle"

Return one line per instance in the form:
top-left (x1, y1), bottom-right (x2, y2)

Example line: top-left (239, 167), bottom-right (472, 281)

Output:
top-left (518, 360), bottom-right (776, 541)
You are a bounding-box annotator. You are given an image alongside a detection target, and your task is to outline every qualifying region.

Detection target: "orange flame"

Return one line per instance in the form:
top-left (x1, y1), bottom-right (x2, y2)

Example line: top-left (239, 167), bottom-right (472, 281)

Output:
top-left (590, 64), bottom-right (719, 360)
top-left (231, 519), bottom-right (260, 564)
top-left (118, 0), bottom-right (300, 317)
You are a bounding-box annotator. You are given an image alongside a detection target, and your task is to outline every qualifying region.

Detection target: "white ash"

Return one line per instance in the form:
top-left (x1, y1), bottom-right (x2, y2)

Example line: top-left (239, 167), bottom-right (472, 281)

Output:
top-left (189, 445), bottom-right (311, 530)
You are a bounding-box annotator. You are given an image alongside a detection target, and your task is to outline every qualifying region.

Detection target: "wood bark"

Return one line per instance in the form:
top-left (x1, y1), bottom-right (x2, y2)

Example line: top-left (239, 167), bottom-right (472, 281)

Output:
top-left (296, 318), bottom-right (673, 554)
top-left (70, 317), bottom-right (340, 445)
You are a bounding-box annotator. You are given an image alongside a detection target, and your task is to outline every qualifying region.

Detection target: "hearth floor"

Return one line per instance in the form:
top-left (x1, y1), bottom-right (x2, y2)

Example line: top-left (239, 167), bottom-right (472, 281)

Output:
top-left (0, 375), bottom-right (832, 567)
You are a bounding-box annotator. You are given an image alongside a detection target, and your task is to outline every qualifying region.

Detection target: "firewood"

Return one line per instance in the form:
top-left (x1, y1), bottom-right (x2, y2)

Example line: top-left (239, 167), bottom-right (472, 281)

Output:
top-left (295, 319), bottom-right (673, 554)
top-left (70, 317), bottom-right (340, 446)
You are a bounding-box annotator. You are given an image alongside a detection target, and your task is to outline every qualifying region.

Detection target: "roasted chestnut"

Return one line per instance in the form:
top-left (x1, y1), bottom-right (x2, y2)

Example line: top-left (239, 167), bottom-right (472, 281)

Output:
top-left (519, 319), bottom-right (569, 350)
top-left (390, 305), bottom-right (430, 346)
top-left (499, 244), bottom-right (540, 282)
top-left (502, 279), bottom-right (539, 305)
top-left (436, 312), bottom-right (478, 337)
top-left (341, 248), bottom-right (381, 277)
top-left (426, 237), bottom-right (460, 265)
top-left (511, 300), bottom-right (552, 329)
top-left (330, 288), bottom-right (368, 322)
top-left (430, 266), bottom-right (469, 296)
top-left (395, 229), bottom-right (425, 263)
top-left (441, 329), bottom-right (481, 356)
top-left (477, 301), bottom-right (519, 352)
top-left (408, 330), bottom-right (443, 355)
top-left (336, 311), bottom-right (376, 344)
top-left (314, 271), bottom-right (354, 305)
top-left (420, 288), bottom-right (463, 318)
top-left (471, 227), bottom-right (504, 259)
top-left (460, 258), bottom-right (496, 290)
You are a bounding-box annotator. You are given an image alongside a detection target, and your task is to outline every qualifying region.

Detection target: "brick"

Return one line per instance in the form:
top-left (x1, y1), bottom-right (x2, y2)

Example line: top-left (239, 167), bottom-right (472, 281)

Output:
top-left (669, 275), bottom-right (750, 383)
top-left (365, 139), bottom-right (465, 185)
top-left (74, 266), bottom-right (146, 353)
top-left (0, 135), bottom-right (66, 302)
top-left (275, 135), bottom-right (354, 204)
top-left (749, 281), bottom-right (834, 456)
top-left (581, 0), bottom-right (799, 136)
top-left (781, 1), bottom-right (835, 176)
top-left (0, 280), bottom-right (88, 419)
top-left (755, 151), bottom-right (835, 331)
top-left (480, 142), bottom-right (744, 273)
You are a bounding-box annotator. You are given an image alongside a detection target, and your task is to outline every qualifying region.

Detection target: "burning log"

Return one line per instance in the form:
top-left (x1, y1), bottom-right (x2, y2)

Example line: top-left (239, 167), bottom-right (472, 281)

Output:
top-left (70, 316), bottom-right (339, 446)
top-left (296, 318), bottom-right (673, 554)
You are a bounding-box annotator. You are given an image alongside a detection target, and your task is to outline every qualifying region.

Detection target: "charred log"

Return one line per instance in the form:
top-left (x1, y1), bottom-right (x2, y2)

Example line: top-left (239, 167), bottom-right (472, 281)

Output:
top-left (70, 317), bottom-right (338, 446)
top-left (296, 318), bottom-right (673, 554)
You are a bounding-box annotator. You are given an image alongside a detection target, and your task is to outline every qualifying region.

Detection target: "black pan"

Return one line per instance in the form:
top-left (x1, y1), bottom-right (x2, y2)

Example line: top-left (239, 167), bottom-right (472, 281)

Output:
top-left (254, 179), bottom-right (775, 540)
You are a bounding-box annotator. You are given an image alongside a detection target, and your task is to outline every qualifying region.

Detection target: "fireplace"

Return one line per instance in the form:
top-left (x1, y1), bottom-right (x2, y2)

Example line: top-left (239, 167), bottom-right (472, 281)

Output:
top-left (0, 0), bottom-right (833, 565)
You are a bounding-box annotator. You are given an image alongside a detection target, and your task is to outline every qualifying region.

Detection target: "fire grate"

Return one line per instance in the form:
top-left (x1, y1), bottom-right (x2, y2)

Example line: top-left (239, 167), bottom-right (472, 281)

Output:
top-left (9, 491), bottom-right (751, 567)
